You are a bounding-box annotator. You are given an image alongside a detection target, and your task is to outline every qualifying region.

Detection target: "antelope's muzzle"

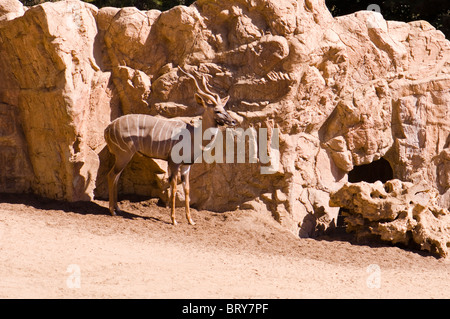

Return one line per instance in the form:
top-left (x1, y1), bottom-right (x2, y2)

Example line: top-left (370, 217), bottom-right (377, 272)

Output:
top-left (215, 111), bottom-right (237, 127)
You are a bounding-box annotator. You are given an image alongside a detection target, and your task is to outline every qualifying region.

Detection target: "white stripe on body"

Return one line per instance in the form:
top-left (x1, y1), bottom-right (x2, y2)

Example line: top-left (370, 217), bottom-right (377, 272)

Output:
top-left (136, 114), bottom-right (141, 152)
top-left (156, 121), bottom-right (168, 157)
top-left (149, 118), bottom-right (159, 155)
top-left (140, 115), bottom-right (146, 152)
top-left (112, 120), bottom-right (127, 152)
top-left (163, 122), bottom-right (175, 157)
top-left (119, 118), bottom-right (131, 152)
top-left (125, 115), bottom-right (133, 152)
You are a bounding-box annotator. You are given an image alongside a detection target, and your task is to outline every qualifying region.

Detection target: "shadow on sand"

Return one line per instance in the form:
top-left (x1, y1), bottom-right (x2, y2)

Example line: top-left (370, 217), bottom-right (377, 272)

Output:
top-left (0, 193), bottom-right (169, 224)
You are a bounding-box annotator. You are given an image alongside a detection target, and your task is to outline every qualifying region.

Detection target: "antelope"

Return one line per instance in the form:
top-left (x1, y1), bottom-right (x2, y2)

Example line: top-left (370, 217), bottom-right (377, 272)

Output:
top-left (104, 66), bottom-right (237, 225)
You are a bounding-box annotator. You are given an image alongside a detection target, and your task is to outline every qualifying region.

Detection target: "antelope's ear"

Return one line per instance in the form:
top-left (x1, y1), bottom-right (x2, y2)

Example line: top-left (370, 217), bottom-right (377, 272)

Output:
top-left (195, 93), bottom-right (206, 108)
top-left (221, 95), bottom-right (230, 105)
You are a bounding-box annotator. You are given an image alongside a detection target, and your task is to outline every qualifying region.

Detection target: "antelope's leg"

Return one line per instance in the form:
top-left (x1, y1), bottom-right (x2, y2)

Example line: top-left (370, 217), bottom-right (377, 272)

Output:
top-left (181, 165), bottom-right (195, 225)
top-left (107, 153), bottom-right (133, 216)
top-left (169, 173), bottom-right (178, 225)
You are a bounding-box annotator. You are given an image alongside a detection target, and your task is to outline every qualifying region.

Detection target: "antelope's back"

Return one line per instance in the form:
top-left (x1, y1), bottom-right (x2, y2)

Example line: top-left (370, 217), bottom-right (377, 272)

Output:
top-left (104, 114), bottom-right (188, 160)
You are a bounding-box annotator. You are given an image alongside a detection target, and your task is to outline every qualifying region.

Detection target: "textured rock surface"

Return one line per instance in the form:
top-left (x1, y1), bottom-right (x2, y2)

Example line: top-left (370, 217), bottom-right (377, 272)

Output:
top-left (0, 0), bottom-right (449, 237)
top-left (330, 180), bottom-right (450, 257)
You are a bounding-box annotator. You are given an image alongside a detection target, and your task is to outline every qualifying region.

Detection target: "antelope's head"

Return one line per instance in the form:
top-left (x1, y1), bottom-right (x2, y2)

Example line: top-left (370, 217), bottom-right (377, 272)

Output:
top-left (178, 66), bottom-right (237, 127)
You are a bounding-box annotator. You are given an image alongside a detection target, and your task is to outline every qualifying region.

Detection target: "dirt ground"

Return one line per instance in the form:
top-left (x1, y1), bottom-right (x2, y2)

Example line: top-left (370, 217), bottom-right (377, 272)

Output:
top-left (0, 194), bottom-right (448, 299)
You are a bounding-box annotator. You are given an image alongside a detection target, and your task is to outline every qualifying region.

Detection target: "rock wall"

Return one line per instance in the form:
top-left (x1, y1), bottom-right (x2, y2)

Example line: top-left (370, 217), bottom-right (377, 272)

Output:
top-left (0, 0), bottom-right (449, 236)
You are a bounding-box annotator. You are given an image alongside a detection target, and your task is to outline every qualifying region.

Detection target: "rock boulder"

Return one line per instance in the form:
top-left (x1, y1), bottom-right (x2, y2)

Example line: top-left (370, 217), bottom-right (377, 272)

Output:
top-left (330, 180), bottom-right (450, 257)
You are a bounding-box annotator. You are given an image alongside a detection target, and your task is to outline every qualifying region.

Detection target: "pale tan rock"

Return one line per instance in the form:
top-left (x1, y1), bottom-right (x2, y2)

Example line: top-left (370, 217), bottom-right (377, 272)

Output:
top-left (330, 180), bottom-right (450, 257)
top-left (0, 0), bottom-right (25, 22)
top-left (0, 0), bottom-right (448, 240)
top-left (0, 0), bottom-right (113, 200)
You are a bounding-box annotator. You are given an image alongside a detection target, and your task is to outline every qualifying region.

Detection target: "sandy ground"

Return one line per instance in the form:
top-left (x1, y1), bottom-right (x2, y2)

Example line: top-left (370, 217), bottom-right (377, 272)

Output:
top-left (0, 194), bottom-right (448, 299)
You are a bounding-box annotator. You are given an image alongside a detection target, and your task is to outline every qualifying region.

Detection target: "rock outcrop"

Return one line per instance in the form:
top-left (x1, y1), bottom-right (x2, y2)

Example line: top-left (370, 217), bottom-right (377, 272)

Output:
top-left (330, 180), bottom-right (450, 257)
top-left (0, 0), bottom-right (449, 237)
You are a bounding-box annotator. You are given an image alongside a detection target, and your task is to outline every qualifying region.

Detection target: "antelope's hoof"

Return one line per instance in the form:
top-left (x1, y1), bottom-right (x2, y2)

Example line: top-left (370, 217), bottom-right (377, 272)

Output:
top-left (172, 220), bottom-right (178, 226)
top-left (110, 207), bottom-right (122, 216)
top-left (188, 220), bottom-right (196, 226)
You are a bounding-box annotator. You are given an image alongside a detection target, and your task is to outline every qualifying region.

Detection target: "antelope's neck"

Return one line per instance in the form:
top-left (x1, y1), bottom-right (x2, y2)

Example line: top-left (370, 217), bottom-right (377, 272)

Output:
top-left (200, 109), bottom-right (219, 150)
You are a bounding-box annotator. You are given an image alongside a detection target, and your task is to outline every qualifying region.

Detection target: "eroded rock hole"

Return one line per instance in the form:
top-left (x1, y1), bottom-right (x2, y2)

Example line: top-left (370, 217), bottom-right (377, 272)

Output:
top-left (337, 158), bottom-right (394, 230)
top-left (348, 157), bottom-right (393, 183)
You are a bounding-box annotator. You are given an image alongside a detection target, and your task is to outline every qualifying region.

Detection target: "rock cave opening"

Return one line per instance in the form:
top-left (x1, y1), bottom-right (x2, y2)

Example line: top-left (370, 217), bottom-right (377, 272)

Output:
top-left (348, 157), bottom-right (394, 183)
top-left (336, 157), bottom-right (394, 228)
